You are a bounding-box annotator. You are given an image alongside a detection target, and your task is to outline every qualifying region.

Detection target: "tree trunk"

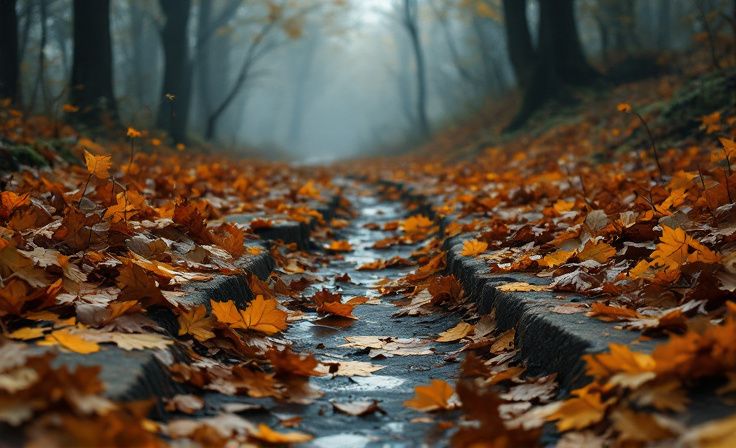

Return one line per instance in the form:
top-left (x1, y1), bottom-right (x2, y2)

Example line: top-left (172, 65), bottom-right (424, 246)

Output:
top-left (549, 0), bottom-right (598, 85)
top-left (0, 0), bottom-right (19, 104)
top-left (655, 0), bottom-right (671, 49)
top-left (403, 0), bottom-right (430, 137)
top-left (286, 35), bottom-right (319, 149)
top-left (69, 0), bottom-right (117, 125)
top-left (502, 0), bottom-right (535, 89)
top-left (195, 0), bottom-right (213, 130)
top-left (157, 0), bottom-right (192, 144)
top-left (506, 0), bottom-right (598, 131)
top-left (29, 0), bottom-right (48, 113)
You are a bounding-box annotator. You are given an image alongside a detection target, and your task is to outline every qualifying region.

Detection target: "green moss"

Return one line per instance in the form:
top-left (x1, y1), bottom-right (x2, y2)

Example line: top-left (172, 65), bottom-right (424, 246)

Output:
top-left (11, 145), bottom-right (48, 167)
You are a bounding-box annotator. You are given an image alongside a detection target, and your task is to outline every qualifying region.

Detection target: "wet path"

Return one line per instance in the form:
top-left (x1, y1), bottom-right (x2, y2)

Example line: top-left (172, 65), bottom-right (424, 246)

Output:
top-left (211, 181), bottom-right (464, 447)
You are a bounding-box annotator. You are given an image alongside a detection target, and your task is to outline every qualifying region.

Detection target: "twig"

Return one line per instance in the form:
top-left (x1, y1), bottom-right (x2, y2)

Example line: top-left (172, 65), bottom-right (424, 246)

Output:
top-left (633, 110), bottom-right (664, 182)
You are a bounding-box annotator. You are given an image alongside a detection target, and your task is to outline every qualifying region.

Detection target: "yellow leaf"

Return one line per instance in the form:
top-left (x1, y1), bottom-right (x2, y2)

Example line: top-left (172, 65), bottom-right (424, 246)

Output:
top-left (210, 299), bottom-right (243, 326)
top-left (490, 328), bottom-right (515, 353)
top-left (83, 150), bottom-right (111, 179)
top-left (325, 240), bottom-right (353, 252)
top-left (7, 327), bottom-right (45, 340)
top-left (548, 389), bottom-right (607, 431)
top-left (553, 199), bottom-right (575, 214)
top-left (42, 329), bottom-right (100, 354)
top-left (577, 241), bottom-right (616, 263)
top-left (583, 343), bottom-right (655, 388)
top-left (719, 137), bottom-right (736, 160)
top-left (297, 180), bottom-right (321, 199)
top-left (249, 423), bottom-right (313, 444)
top-left (461, 239), bottom-right (488, 257)
top-left (436, 322), bottom-right (474, 342)
top-left (539, 249), bottom-right (575, 268)
top-left (402, 215), bottom-right (433, 233)
top-left (586, 302), bottom-right (642, 322)
top-left (404, 379), bottom-right (456, 412)
top-left (497, 281), bottom-right (551, 292)
top-left (177, 305), bottom-right (215, 342)
top-left (652, 226), bottom-right (720, 270)
top-left (701, 111), bottom-right (722, 134)
top-left (651, 226), bottom-right (691, 270)
top-left (126, 127), bottom-right (142, 138)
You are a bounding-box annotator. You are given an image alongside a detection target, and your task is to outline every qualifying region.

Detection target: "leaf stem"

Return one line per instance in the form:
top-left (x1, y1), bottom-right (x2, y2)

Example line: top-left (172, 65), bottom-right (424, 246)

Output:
top-left (633, 111), bottom-right (663, 182)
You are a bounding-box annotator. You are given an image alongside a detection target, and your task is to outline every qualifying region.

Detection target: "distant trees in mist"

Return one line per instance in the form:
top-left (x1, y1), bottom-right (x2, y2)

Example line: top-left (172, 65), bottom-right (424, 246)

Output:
top-left (0, 0), bottom-right (734, 150)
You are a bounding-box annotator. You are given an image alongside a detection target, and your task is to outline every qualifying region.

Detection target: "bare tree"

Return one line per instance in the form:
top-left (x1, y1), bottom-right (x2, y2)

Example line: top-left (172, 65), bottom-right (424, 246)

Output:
top-left (204, 2), bottom-right (313, 140)
top-left (399, 0), bottom-right (430, 137)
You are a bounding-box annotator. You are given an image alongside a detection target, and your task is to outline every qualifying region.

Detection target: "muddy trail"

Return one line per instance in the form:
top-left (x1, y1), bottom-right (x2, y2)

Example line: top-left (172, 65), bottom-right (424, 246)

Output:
top-left (203, 180), bottom-right (465, 447)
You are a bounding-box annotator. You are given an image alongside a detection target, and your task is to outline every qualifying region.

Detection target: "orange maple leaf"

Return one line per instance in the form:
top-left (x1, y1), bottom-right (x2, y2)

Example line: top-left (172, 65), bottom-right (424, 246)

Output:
top-left (404, 379), bottom-right (456, 412)
top-left (312, 289), bottom-right (357, 319)
top-left (651, 226), bottom-right (720, 270)
top-left (211, 295), bottom-right (287, 335)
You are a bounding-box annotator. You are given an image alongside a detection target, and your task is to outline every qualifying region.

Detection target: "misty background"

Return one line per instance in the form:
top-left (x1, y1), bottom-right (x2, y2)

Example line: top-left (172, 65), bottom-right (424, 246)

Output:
top-left (7, 0), bottom-right (731, 161)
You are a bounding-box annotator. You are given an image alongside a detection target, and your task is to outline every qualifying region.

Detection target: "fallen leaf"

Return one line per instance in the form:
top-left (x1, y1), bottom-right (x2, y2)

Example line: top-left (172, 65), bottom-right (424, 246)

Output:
top-left (83, 150), bottom-right (112, 179)
top-left (41, 329), bottom-right (100, 354)
top-left (404, 379), bottom-right (456, 412)
top-left (333, 400), bottom-right (385, 416)
top-left (436, 322), bottom-right (474, 343)
top-left (177, 305), bottom-right (215, 342)
top-left (165, 394), bottom-right (205, 414)
top-left (461, 239), bottom-right (488, 257)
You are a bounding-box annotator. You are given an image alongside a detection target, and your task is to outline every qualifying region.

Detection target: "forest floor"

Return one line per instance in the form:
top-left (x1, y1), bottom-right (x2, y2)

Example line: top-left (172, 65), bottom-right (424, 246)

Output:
top-left (1, 58), bottom-right (736, 447)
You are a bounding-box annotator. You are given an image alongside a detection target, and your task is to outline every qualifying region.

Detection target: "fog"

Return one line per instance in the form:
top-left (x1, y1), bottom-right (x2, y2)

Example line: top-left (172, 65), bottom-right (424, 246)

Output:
top-left (11, 0), bottom-right (724, 161)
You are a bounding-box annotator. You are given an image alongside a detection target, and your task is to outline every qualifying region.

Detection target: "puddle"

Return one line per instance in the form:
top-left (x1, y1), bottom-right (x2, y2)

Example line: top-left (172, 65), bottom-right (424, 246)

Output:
top-left (332, 375), bottom-right (407, 392)
top-left (383, 422), bottom-right (404, 433)
top-left (309, 433), bottom-right (372, 448)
